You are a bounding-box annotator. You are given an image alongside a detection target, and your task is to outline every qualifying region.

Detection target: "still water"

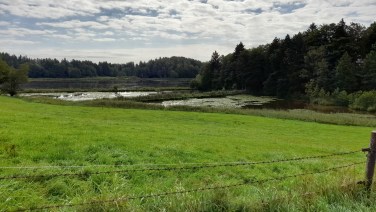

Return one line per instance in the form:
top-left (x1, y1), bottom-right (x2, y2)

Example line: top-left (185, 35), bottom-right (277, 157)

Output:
top-left (21, 91), bottom-right (368, 115)
top-left (21, 91), bottom-right (157, 101)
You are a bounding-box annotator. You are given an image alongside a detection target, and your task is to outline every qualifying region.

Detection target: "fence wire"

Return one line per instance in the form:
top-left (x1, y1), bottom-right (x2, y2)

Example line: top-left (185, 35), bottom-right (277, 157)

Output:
top-left (0, 150), bottom-right (361, 170)
top-left (0, 150), bottom-right (362, 181)
top-left (11, 162), bottom-right (363, 212)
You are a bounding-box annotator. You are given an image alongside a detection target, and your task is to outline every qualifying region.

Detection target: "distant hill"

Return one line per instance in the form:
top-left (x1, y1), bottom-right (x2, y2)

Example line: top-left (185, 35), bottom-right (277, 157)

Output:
top-left (0, 53), bottom-right (203, 78)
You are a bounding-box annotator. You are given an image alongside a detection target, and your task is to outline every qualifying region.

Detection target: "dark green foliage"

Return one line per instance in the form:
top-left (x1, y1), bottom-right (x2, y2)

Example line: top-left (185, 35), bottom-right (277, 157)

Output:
top-left (0, 59), bottom-right (29, 96)
top-left (0, 54), bottom-right (202, 79)
top-left (350, 91), bottom-right (376, 112)
top-left (0, 59), bottom-right (11, 83)
top-left (209, 51), bottom-right (221, 89)
top-left (361, 50), bottom-right (376, 90)
top-left (193, 51), bottom-right (222, 91)
top-left (194, 20), bottom-right (376, 98)
top-left (331, 89), bottom-right (350, 106)
top-left (199, 63), bottom-right (212, 91)
top-left (233, 42), bottom-right (245, 59)
top-left (305, 47), bottom-right (334, 92)
top-left (335, 52), bottom-right (358, 92)
top-left (362, 22), bottom-right (376, 55)
top-left (244, 47), bottom-right (267, 94)
top-left (305, 86), bottom-right (376, 112)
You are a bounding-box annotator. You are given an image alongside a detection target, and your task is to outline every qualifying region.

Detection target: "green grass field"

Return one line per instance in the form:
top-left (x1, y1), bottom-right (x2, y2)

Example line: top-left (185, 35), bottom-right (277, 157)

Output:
top-left (0, 96), bottom-right (375, 211)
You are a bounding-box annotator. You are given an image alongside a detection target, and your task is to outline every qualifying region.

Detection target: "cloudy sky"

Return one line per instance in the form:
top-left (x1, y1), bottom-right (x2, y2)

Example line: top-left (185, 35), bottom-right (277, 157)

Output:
top-left (0, 0), bottom-right (375, 63)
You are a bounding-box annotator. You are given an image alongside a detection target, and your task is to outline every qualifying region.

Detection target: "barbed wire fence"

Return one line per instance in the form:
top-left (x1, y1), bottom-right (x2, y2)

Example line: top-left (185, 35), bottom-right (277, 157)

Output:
top-left (2, 131), bottom-right (376, 212)
top-left (11, 162), bottom-right (364, 212)
top-left (0, 150), bottom-right (361, 170)
top-left (0, 150), bottom-right (361, 181)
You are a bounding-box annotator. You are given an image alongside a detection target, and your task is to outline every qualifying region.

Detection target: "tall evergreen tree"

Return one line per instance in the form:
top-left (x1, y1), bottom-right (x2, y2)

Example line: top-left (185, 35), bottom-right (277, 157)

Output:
top-left (263, 38), bottom-right (283, 95)
top-left (210, 51), bottom-right (221, 89)
top-left (199, 51), bottom-right (221, 91)
top-left (231, 42), bottom-right (246, 89)
top-left (335, 52), bottom-right (357, 92)
top-left (361, 50), bottom-right (376, 90)
top-left (243, 47), bottom-right (267, 94)
top-left (193, 19), bottom-right (375, 97)
top-left (362, 22), bottom-right (376, 55)
top-left (233, 42), bottom-right (245, 60)
top-left (303, 46), bottom-right (334, 92)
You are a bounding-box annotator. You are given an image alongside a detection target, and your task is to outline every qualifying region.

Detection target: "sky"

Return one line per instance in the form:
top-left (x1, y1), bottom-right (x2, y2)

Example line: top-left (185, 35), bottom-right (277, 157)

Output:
top-left (0, 0), bottom-right (375, 63)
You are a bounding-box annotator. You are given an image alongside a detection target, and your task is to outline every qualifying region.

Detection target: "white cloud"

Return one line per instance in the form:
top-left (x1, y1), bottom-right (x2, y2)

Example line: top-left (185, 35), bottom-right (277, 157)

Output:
top-left (0, 39), bottom-right (38, 45)
top-left (93, 38), bottom-right (116, 42)
top-left (49, 34), bottom-right (73, 39)
top-left (103, 31), bottom-right (114, 36)
top-left (0, 0), bottom-right (100, 19)
top-left (0, 27), bottom-right (55, 37)
top-left (37, 20), bottom-right (109, 30)
top-left (0, 0), bottom-right (375, 62)
top-left (0, 21), bottom-right (10, 26)
top-left (0, 44), bottom-right (234, 63)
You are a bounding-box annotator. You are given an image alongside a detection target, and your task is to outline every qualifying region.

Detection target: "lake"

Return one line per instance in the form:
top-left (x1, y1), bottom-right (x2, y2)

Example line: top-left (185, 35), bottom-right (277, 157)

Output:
top-left (20, 90), bottom-right (370, 115)
top-left (160, 95), bottom-right (363, 114)
top-left (21, 91), bottom-right (158, 101)
top-left (161, 95), bottom-right (277, 108)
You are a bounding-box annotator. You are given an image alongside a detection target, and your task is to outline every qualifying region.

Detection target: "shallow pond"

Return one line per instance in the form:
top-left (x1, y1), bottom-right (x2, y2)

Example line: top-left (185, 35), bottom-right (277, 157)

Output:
top-left (160, 95), bottom-right (362, 114)
top-left (21, 91), bottom-right (157, 101)
top-left (162, 95), bottom-right (277, 108)
top-left (21, 91), bottom-right (371, 115)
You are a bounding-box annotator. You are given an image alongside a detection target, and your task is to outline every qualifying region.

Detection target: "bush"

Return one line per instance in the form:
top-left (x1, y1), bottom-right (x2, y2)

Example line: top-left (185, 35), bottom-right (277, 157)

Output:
top-left (350, 91), bottom-right (376, 112)
top-left (331, 89), bottom-right (349, 106)
top-left (0, 60), bottom-right (29, 96)
top-left (305, 82), bottom-right (334, 105)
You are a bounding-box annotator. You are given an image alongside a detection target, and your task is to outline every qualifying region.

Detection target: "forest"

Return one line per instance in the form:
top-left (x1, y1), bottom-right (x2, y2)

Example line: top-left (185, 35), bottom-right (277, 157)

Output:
top-left (2, 19), bottom-right (376, 111)
top-left (192, 19), bottom-right (376, 100)
top-left (0, 53), bottom-right (202, 78)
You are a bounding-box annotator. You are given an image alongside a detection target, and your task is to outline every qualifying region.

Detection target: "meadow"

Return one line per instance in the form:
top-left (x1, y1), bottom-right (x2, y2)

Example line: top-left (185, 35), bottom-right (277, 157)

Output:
top-left (0, 96), bottom-right (375, 211)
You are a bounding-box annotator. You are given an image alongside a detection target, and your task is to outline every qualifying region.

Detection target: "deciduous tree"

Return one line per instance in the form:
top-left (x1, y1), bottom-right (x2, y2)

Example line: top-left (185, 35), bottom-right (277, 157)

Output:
top-left (0, 59), bottom-right (29, 96)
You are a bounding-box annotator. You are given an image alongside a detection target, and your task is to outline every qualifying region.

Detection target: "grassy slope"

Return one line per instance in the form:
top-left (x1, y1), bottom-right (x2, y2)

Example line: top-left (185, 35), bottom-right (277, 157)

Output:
top-left (0, 96), bottom-right (374, 211)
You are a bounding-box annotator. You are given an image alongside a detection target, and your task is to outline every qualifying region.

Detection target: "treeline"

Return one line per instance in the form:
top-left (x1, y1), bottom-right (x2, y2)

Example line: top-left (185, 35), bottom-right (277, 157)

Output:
top-left (0, 53), bottom-right (202, 78)
top-left (192, 19), bottom-right (376, 98)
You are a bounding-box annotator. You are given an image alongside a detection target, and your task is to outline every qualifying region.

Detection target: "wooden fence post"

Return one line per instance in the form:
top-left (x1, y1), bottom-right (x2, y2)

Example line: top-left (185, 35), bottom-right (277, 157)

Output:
top-left (365, 131), bottom-right (376, 191)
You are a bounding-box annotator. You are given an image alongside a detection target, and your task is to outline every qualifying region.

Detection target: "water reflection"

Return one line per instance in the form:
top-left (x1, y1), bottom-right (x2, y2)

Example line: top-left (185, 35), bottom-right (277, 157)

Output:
top-left (21, 91), bottom-right (157, 101)
top-left (162, 95), bottom-right (276, 108)
top-left (162, 96), bottom-right (362, 114)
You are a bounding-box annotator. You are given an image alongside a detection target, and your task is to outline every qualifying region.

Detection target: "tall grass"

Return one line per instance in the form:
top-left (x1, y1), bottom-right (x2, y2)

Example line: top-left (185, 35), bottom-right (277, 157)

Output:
top-left (22, 96), bottom-right (376, 127)
top-left (125, 90), bottom-right (245, 102)
top-left (0, 96), bottom-right (374, 211)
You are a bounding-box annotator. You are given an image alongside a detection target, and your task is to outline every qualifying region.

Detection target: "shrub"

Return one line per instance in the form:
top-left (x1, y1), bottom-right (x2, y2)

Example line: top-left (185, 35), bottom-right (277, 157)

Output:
top-left (350, 91), bottom-right (376, 112)
top-left (332, 89), bottom-right (349, 106)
